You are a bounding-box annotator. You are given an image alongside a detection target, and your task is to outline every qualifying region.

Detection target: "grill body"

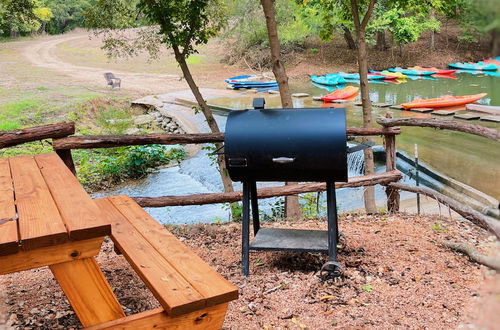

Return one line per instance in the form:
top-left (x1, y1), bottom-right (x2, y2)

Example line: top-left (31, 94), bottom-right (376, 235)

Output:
top-left (225, 108), bottom-right (347, 182)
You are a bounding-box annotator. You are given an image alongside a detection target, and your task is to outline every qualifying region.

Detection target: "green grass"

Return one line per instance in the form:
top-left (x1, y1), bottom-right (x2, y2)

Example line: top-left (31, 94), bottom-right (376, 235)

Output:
top-left (0, 120), bottom-right (21, 131)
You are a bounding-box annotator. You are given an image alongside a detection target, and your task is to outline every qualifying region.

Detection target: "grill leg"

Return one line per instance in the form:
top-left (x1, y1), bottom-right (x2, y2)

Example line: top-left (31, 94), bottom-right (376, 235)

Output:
top-left (242, 181), bottom-right (251, 276)
top-left (250, 181), bottom-right (260, 235)
top-left (326, 182), bottom-right (338, 262)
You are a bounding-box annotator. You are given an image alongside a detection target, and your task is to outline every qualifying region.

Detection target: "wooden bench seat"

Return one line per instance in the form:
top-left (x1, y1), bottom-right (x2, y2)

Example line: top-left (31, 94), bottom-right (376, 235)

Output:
top-left (94, 195), bottom-right (238, 329)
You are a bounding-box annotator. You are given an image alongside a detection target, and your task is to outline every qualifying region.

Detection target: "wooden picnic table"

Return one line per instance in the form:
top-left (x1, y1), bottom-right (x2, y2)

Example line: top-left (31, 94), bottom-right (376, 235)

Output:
top-left (0, 153), bottom-right (125, 326)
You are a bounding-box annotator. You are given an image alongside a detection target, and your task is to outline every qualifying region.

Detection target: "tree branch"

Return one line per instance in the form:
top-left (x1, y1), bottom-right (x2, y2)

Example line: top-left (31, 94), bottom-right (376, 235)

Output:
top-left (442, 241), bottom-right (500, 271)
top-left (361, 0), bottom-right (377, 30)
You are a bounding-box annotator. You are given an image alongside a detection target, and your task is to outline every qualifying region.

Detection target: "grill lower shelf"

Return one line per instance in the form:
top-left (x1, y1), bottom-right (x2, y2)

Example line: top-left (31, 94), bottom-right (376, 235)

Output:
top-left (250, 228), bottom-right (329, 252)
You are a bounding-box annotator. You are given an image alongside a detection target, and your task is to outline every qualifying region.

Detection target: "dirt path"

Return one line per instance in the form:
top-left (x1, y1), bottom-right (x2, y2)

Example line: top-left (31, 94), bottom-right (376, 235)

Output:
top-left (21, 32), bottom-right (188, 95)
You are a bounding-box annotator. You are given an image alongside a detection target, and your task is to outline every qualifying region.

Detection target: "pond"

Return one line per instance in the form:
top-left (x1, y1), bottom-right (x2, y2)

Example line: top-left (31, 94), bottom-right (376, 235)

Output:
top-left (211, 71), bottom-right (500, 200)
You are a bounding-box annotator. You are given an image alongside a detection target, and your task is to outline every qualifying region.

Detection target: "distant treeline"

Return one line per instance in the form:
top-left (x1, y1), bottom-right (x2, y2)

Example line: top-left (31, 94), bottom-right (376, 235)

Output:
top-left (0, 0), bottom-right (95, 37)
top-left (1, 0), bottom-right (498, 57)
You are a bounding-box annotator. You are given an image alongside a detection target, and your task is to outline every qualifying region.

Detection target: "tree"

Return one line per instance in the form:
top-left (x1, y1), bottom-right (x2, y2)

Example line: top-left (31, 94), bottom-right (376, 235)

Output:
top-left (260, 0), bottom-right (301, 219)
top-left (453, 0), bottom-right (500, 56)
top-left (350, 0), bottom-right (377, 214)
top-left (84, 0), bottom-right (235, 195)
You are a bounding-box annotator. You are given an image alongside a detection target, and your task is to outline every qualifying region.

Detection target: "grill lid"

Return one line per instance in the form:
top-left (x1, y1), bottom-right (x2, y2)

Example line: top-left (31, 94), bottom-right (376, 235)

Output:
top-left (224, 107), bottom-right (348, 182)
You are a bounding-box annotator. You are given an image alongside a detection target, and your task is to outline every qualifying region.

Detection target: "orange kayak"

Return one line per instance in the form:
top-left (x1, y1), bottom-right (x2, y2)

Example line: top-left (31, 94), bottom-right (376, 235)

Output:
top-left (321, 86), bottom-right (359, 102)
top-left (401, 93), bottom-right (487, 109)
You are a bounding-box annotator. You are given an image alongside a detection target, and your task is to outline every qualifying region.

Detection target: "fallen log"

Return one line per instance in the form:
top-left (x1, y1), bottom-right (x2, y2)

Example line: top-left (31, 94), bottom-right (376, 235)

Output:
top-left (442, 241), bottom-right (500, 271)
top-left (388, 182), bottom-right (500, 240)
top-left (52, 127), bottom-right (401, 150)
top-left (0, 122), bottom-right (75, 148)
top-left (133, 170), bottom-right (402, 207)
top-left (376, 117), bottom-right (500, 141)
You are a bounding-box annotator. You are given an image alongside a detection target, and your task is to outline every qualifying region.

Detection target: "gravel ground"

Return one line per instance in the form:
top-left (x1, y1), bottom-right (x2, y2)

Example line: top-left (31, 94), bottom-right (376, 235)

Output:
top-left (1, 213), bottom-right (498, 329)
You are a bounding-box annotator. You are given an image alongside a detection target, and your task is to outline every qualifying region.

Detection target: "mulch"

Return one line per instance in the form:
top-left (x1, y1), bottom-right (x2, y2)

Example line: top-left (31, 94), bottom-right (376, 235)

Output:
top-left (1, 212), bottom-right (498, 329)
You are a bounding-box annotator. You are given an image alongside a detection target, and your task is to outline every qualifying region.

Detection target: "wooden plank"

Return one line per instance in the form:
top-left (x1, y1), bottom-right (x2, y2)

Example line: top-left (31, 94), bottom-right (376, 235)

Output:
top-left (453, 113), bottom-right (481, 120)
top-left (409, 107), bottom-right (434, 113)
top-left (0, 237), bottom-right (103, 275)
top-left (432, 110), bottom-right (455, 116)
top-left (480, 115), bottom-right (500, 123)
top-left (107, 195), bottom-right (238, 306)
top-left (50, 258), bottom-right (125, 327)
top-left (9, 156), bottom-right (68, 250)
top-left (0, 158), bottom-right (18, 256)
top-left (86, 303), bottom-right (229, 330)
top-left (35, 153), bottom-right (110, 240)
top-left (95, 198), bottom-right (206, 316)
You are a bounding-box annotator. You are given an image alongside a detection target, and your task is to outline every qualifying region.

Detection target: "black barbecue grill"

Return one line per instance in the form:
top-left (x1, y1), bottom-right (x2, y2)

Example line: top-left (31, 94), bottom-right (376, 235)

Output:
top-left (224, 98), bottom-right (358, 277)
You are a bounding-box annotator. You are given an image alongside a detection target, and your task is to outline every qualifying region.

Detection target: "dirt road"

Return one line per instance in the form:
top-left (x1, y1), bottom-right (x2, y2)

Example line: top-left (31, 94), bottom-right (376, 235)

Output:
top-left (22, 31), bottom-right (188, 95)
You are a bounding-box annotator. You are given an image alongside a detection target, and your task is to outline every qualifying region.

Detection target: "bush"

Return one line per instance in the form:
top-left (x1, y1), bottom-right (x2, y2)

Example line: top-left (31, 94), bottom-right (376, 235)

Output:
top-left (76, 145), bottom-right (186, 190)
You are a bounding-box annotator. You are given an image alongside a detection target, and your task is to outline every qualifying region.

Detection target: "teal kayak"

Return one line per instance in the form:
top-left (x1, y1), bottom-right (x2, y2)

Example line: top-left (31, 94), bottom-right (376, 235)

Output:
top-left (388, 67), bottom-right (436, 76)
top-left (448, 61), bottom-right (499, 71)
top-left (310, 74), bottom-right (346, 86)
top-left (331, 72), bottom-right (385, 80)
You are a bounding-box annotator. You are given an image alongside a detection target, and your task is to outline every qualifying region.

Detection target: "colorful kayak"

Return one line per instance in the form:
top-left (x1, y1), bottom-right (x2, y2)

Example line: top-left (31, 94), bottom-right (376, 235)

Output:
top-left (401, 93), bottom-right (487, 109)
top-left (335, 72), bottom-right (386, 80)
top-left (448, 62), bottom-right (498, 71)
top-left (371, 70), bottom-right (408, 79)
top-left (310, 74), bottom-right (346, 86)
top-left (410, 66), bottom-right (456, 75)
top-left (388, 67), bottom-right (436, 76)
top-left (484, 56), bottom-right (500, 66)
top-left (224, 75), bottom-right (260, 83)
top-left (368, 72), bottom-right (398, 80)
top-left (321, 86), bottom-right (359, 102)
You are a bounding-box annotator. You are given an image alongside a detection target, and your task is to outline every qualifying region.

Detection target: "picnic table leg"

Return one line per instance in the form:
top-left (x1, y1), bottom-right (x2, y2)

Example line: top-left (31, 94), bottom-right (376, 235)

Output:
top-left (50, 257), bottom-right (125, 327)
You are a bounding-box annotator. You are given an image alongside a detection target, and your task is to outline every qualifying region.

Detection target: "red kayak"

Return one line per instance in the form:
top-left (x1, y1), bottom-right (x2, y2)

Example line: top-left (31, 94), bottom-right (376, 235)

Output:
top-left (411, 66), bottom-right (456, 75)
top-left (321, 86), bottom-right (359, 102)
top-left (401, 93), bottom-right (487, 109)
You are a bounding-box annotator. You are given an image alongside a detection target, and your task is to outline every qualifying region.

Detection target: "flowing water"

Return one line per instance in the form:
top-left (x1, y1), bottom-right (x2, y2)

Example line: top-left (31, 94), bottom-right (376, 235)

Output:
top-left (96, 71), bottom-right (499, 224)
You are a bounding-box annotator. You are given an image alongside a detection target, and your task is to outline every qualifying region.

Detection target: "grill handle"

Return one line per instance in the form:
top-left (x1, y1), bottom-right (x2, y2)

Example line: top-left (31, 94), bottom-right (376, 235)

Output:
top-left (272, 157), bottom-right (295, 164)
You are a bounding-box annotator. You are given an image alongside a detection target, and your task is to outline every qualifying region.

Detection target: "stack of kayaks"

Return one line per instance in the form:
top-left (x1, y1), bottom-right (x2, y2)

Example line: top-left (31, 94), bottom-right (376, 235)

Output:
top-left (321, 86), bottom-right (359, 102)
top-left (448, 61), bottom-right (498, 71)
top-left (225, 75), bottom-right (279, 89)
top-left (388, 67), bottom-right (436, 76)
top-left (310, 74), bottom-right (346, 86)
top-left (401, 93), bottom-right (487, 109)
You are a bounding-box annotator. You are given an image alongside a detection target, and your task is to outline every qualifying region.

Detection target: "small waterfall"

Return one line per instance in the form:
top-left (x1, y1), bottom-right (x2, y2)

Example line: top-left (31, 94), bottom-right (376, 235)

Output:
top-left (347, 149), bottom-right (365, 176)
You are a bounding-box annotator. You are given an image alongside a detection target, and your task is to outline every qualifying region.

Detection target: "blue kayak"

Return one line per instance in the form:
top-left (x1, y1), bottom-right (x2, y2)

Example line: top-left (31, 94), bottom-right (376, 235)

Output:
top-left (312, 82), bottom-right (346, 92)
top-left (388, 67), bottom-right (436, 76)
top-left (224, 74), bottom-right (259, 83)
top-left (448, 62), bottom-right (499, 71)
top-left (335, 72), bottom-right (386, 80)
top-left (310, 74), bottom-right (346, 86)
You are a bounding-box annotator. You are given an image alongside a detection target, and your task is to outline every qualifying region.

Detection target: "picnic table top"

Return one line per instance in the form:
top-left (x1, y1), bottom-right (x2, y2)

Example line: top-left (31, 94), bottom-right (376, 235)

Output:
top-left (0, 152), bottom-right (111, 256)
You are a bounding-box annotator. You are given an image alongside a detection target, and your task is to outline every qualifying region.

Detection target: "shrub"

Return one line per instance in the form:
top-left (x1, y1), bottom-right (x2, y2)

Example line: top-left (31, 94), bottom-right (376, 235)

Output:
top-left (76, 145), bottom-right (186, 190)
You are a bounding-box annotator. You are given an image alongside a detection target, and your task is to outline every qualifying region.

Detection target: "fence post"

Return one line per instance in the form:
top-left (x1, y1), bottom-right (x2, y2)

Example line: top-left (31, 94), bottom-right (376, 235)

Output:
top-left (383, 112), bottom-right (400, 212)
top-left (55, 149), bottom-right (77, 175)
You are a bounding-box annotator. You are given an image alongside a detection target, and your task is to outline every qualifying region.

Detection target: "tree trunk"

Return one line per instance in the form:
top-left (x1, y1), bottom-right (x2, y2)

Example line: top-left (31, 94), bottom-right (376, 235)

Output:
top-left (351, 0), bottom-right (377, 214)
top-left (173, 47), bottom-right (234, 195)
top-left (492, 30), bottom-right (500, 57)
top-left (260, 0), bottom-right (301, 219)
top-left (429, 9), bottom-right (436, 50)
top-left (343, 27), bottom-right (357, 50)
top-left (376, 30), bottom-right (387, 50)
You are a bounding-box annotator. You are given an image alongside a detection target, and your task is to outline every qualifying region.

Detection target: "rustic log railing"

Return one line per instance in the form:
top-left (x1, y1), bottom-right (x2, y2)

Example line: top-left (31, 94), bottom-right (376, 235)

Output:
top-left (376, 117), bottom-right (500, 142)
top-left (0, 122), bottom-right (75, 148)
top-left (134, 170), bottom-right (402, 207)
top-left (51, 127), bottom-right (401, 150)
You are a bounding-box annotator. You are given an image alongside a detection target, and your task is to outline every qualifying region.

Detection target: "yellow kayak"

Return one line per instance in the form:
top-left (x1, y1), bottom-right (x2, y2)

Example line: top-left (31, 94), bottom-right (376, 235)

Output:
top-left (380, 70), bottom-right (407, 79)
